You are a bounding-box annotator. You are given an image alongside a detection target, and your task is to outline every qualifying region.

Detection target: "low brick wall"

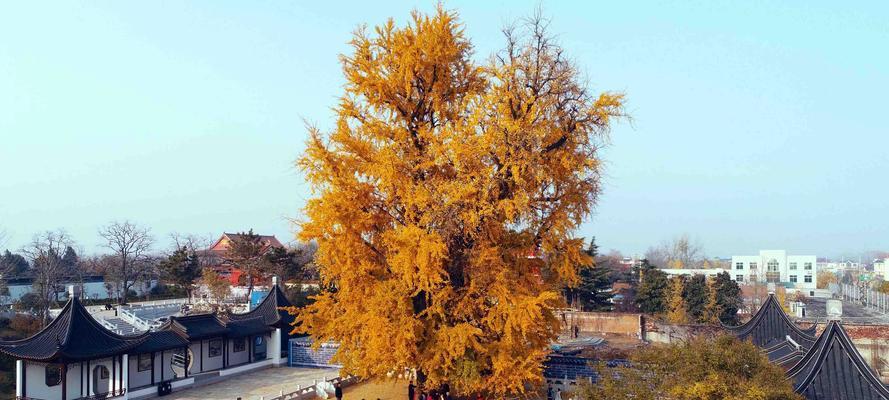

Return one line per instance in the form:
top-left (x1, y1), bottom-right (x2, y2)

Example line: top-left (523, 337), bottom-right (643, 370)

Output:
top-left (558, 311), bottom-right (642, 338)
top-left (642, 318), bottom-right (723, 344)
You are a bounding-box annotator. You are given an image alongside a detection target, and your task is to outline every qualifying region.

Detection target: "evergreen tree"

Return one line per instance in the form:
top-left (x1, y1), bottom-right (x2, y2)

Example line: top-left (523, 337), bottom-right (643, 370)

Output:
top-left (61, 246), bottom-right (78, 271)
top-left (263, 246), bottom-right (307, 284)
top-left (712, 272), bottom-right (742, 325)
top-left (224, 229), bottom-right (265, 299)
top-left (683, 274), bottom-right (709, 323)
top-left (635, 266), bottom-right (668, 314)
top-left (666, 276), bottom-right (688, 323)
top-left (158, 247), bottom-right (202, 303)
top-left (565, 238), bottom-right (612, 311)
top-left (0, 250), bottom-right (29, 277)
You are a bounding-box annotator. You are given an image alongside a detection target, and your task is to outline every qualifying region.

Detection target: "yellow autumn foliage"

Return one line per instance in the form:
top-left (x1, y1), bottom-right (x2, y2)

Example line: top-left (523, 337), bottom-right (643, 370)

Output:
top-left (666, 276), bottom-right (689, 324)
top-left (286, 6), bottom-right (624, 396)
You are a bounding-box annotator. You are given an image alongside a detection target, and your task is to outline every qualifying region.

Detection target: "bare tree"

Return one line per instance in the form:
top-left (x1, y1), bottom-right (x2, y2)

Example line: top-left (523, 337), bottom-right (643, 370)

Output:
top-left (0, 228), bottom-right (7, 248)
top-left (99, 221), bottom-right (154, 304)
top-left (20, 230), bottom-right (73, 325)
top-left (647, 234), bottom-right (706, 269)
top-left (170, 232), bottom-right (210, 254)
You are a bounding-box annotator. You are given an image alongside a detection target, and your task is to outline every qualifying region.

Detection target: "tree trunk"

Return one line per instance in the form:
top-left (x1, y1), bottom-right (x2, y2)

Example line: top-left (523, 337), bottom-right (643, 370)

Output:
top-left (246, 274), bottom-right (254, 303)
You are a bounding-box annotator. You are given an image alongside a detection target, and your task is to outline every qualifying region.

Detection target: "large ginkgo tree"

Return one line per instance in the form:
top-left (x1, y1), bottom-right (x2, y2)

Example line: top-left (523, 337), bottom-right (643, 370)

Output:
top-left (289, 7), bottom-right (624, 396)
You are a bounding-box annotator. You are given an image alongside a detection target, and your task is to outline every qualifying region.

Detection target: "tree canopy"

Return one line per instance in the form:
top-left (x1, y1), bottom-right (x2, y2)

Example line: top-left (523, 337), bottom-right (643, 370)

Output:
top-left (158, 246), bottom-right (202, 302)
top-left (572, 238), bottom-right (613, 311)
top-left (290, 7), bottom-right (624, 396)
top-left (635, 263), bottom-right (668, 314)
top-left (579, 335), bottom-right (802, 400)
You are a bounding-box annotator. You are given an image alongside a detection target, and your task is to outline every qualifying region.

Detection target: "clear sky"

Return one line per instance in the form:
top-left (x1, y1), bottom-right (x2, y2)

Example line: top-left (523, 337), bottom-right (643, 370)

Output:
top-left (1, 1), bottom-right (887, 259)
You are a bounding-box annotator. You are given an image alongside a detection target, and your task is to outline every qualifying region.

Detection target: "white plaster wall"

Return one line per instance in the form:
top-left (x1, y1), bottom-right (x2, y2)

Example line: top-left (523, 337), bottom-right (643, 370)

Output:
top-left (159, 350), bottom-right (178, 380)
top-left (189, 338), bottom-right (225, 374)
top-left (227, 337), bottom-right (250, 366)
top-left (128, 353), bottom-right (154, 389)
top-left (22, 358), bottom-right (122, 400)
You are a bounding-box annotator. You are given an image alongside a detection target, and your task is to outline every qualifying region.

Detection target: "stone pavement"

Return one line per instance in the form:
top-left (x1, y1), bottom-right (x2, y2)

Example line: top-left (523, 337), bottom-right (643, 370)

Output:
top-left (165, 366), bottom-right (338, 400)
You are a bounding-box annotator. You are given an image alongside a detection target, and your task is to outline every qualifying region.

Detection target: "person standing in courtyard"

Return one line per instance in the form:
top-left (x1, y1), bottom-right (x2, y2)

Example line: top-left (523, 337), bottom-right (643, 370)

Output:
top-left (334, 382), bottom-right (343, 400)
top-left (408, 380), bottom-right (416, 400)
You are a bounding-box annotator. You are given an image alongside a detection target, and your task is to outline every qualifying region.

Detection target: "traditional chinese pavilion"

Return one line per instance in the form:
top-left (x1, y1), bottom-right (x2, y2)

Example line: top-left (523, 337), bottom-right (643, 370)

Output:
top-left (0, 283), bottom-right (295, 400)
top-left (725, 293), bottom-right (889, 400)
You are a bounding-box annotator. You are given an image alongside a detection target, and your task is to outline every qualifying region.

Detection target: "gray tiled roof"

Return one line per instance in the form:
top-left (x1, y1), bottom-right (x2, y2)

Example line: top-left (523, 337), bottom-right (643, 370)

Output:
top-left (0, 297), bottom-right (148, 362)
top-left (131, 330), bottom-right (189, 354)
top-left (788, 321), bottom-right (889, 400)
top-left (724, 294), bottom-right (816, 350)
top-left (166, 314), bottom-right (230, 340)
top-left (227, 284), bottom-right (294, 328)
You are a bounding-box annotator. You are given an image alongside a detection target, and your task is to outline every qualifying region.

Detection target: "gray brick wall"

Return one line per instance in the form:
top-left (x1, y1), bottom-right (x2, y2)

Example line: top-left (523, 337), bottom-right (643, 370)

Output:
top-left (289, 338), bottom-right (341, 367)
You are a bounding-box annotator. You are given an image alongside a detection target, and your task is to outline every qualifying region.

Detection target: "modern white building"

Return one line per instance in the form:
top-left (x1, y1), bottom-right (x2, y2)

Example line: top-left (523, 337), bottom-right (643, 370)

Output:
top-left (730, 250), bottom-right (817, 293)
top-left (874, 258), bottom-right (889, 279)
top-left (661, 268), bottom-right (728, 278)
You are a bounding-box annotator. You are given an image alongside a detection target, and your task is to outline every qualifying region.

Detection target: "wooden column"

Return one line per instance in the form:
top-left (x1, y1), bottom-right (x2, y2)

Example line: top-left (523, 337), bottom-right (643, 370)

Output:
top-left (199, 340), bottom-right (203, 372)
top-left (61, 363), bottom-right (67, 400)
top-left (151, 352), bottom-right (155, 385)
top-left (183, 347), bottom-right (188, 378)
top-left (21, 360), bottom-right (26, 398)
top-left (248, 336), bottom-right (253, 364)
top-left (85, 359), bottom-right (90, 397)
top-left (160, 351), bottom-right (164, 382)
top-left (111, 356), bottom-right (116, 394)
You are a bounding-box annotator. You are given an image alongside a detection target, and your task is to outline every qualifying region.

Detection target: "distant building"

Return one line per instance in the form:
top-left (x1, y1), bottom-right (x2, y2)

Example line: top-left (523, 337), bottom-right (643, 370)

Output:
top-left (618, 256), bottom-right (643, 270)
top-left (661, 268), bottom-right (728, 278)
top-left (0, 275), bottom-right (157, 306)
top-left (874, 258), bottom-right (889, 279)
top-left (730, 250), bottom-right (817, 292)
top-left (817, 260), bottom-right (861, 274)
top-left (203, 232), bottom-right (285, 285)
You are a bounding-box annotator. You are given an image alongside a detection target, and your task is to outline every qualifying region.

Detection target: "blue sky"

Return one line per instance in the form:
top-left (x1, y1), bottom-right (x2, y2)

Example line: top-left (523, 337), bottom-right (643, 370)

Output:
top-left (1, 1), bottom-right (887, 259)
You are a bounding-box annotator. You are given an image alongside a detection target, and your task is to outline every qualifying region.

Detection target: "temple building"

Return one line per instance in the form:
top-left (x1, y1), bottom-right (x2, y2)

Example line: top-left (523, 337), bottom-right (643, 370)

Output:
top-left (202, 232), bottom-right (284, 285)
top-left (726, 293), bottom-right (889, 399)
top-left (0, 284), bottom-right (296, 400)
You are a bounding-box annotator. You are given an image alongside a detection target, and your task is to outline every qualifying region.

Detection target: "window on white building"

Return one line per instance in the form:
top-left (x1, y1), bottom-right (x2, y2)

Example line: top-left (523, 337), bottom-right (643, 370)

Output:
top-left (789, 262), bottom-right (797, 270)
top-left (767, 259), bottom-right (779, 272)
top-left (750, 262), bottom-right (758, 269)
top-left (736, 275), bottom-right (744, 282)
top-left (735, 262), bottom-right (743, 270)
top-left (804, 262), bottom-right (813, 270)
top-left (804, 275), bottom-right (812, 283)
top-left (789, 275), bottom-right (797, 283)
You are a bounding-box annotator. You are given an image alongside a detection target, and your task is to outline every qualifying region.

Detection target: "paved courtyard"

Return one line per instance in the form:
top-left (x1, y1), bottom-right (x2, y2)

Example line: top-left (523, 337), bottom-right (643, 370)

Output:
top-left (166, 366), bottom-right (338, 400)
